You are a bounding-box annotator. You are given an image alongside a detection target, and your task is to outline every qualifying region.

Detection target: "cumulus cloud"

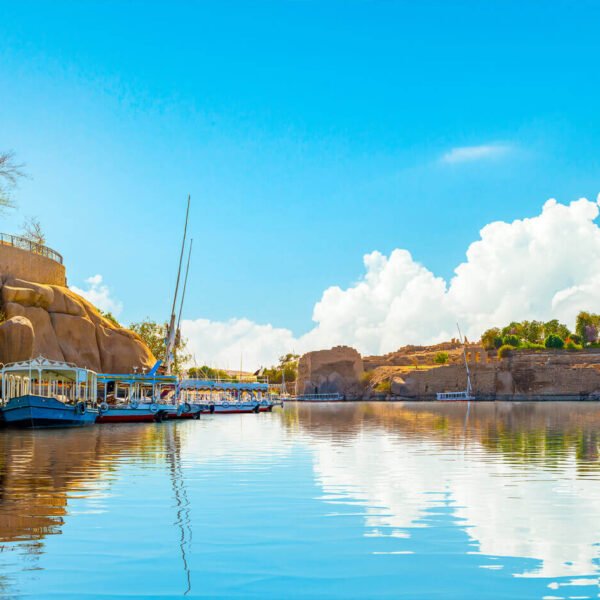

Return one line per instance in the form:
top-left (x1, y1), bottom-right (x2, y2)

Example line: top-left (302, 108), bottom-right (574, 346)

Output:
top-left (71, 274), bottom-right (123, 316)
top-left (183, 195), bottom-right (600, 370)
top-left (441, 143), bottom-right (512, 164)
top-left (182, 317), bottom-right (296, 372)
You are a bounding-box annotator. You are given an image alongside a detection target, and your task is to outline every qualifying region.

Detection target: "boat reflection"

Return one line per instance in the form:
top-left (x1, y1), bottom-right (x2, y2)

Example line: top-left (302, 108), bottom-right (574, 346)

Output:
top-left (0, 403), bottom-right (598, 599)
top-left (0, 425), bottom-right (159, 544)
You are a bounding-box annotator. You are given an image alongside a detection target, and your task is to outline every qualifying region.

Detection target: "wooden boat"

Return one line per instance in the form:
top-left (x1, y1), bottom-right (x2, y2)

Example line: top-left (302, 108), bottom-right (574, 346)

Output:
top-left (0, 356), bottom-right (98, 428)
top-left (179, 378), bottom-right (278, 415)
top-left (206, 400), bottom-right (260, 414)
top-left (96, 370), bottom-right (198, 423)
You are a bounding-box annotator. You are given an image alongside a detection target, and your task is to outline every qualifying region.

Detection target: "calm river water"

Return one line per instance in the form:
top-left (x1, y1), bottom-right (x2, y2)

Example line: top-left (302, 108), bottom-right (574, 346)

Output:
top-left (0, 402), bottom-right (599, 599)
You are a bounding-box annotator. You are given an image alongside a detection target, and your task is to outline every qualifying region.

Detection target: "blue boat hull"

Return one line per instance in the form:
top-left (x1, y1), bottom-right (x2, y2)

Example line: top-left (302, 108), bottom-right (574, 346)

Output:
top-left (0, 395), bottom-right (98, 428)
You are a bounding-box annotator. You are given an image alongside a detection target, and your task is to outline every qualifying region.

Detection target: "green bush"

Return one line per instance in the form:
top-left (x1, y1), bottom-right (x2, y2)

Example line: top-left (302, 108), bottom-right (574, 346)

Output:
top-left (544, 334), bottom-right (565, 349)
top-left (497, 344), bottom-right (516, 359)
top-left (567, 334), bottom-right (582, 345)
top-left (502, 334), bottom-right (520, 347)
top-left (375, 380), bottom-right (392, 393)
top-left (519, 341), bottom-right (545, 350)
top-left (565, 340), bottom-right (583, 351)
top-left (434, 351), bottom-right (449, 365)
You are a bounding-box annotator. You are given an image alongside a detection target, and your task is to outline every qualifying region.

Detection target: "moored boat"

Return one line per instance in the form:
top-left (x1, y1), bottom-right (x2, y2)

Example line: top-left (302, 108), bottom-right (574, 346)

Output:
top-left (179, 379), bottom-right (278, 415)
top-left (0, 356), bottom-right (98, 428)
top-left (96, 370), bottom-right (195, 423)
top-left (437, 324), bottom-right (476, 402)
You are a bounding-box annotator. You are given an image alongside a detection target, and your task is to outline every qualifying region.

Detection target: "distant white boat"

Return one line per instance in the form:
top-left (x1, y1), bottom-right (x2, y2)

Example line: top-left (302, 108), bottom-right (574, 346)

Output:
top-left (436, 390), bottom-right (475, 401)
top-left (293, 393), bottom-right (344, 402)
top-left (437, 324), bottom-right (475, 402)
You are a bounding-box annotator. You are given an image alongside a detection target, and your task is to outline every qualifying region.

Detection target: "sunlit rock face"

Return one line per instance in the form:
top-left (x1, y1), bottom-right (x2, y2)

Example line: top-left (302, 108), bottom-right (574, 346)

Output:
top-left (0, 276), bottom-right (155, 373)
top-left (296, 346), bottom-right (364, 397)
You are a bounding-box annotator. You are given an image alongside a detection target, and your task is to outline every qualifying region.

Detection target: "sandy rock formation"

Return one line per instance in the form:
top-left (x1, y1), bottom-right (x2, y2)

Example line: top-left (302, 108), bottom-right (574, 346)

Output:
top-left (389, 349), bottom-right (600, 399)
top-left (0, 275), bottom-right (155, 373)
top-left (298, 341), bottom-right (600, 400)
top-left (0, 316), bottom-right (34, 363)
top-left (296, 346), bottom-right (364, 397)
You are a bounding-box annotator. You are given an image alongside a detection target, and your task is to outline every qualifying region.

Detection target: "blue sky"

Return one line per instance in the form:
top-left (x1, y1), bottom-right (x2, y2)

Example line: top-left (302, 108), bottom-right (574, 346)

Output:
top-left (2, 1), bottom-right (600, 364)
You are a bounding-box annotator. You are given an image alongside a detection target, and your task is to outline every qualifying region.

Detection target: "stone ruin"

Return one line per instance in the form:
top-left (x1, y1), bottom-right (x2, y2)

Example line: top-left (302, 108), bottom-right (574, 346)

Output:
top-left (295, 346), bottom-right (364, 397)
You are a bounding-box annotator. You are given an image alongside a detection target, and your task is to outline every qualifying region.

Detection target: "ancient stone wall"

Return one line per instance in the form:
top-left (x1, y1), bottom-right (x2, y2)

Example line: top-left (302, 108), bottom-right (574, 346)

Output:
top-left (392, 350), bottom-right (600, 399)
top-left (296, 346), bottom-right (364, 397)
top-left (0, 243), bottom-right (66, 286)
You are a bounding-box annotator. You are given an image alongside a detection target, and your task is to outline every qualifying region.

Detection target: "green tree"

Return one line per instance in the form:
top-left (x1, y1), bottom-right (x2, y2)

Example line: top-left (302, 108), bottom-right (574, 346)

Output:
top-left (481, 327), bottom-right (502, 350)
top-left (129, 318), bottom-right (190, 373)
top-left (543, 319), bottom-right (571, 341)
top-left (260, 353), bottom-right (300, 384)
top-left (502, 334), bottom-right (520, 347)
top-left (0, 151), bottom-right (25, 211)
top-left (521, 320), bottom-right (544, 344)
top-left (501, 321), bottom-right (525, 339)
top-left (434, 351), bottom-right (449, 364)
top-left (544, 334), bottom-right (565, 349)
top-left (188, 366), bottom-right (233, 380)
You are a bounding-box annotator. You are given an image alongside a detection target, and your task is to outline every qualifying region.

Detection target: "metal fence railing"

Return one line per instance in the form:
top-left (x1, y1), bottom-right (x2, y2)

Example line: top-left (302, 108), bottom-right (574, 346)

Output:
top-left (0, 233), bottom-right (63, 264)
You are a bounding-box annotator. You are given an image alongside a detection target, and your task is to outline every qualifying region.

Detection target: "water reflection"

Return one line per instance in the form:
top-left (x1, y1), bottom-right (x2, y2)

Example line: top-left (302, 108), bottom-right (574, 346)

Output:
top-left (290, 402), bottom-right (600, 585)
top-left (0, 402), bottom-right (598, 599)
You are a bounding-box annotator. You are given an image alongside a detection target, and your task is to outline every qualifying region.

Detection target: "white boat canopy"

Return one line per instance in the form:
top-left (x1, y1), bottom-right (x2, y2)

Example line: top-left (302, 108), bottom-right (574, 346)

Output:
top-left (1, 355), bottom-right (97, 405)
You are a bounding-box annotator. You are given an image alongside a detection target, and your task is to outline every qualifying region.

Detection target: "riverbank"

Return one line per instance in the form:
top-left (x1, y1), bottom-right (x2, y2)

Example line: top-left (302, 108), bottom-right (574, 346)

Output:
top-left (295, 345), bottom-right (600, 401)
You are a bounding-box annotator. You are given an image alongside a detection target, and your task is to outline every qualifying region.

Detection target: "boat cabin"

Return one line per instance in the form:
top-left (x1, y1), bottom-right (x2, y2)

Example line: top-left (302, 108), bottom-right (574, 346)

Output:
top-left (178, 379), bottom-right (269, 404)
top-left (97, 373), bottom-right (178, 406)
top-left (1, 356), bottom-right (97, 407)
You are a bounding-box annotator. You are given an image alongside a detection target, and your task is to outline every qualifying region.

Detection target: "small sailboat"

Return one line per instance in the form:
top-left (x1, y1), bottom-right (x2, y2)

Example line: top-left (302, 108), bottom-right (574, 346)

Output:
top-left (436, 325), bottom-right (475, 402)
top-left (0, 356), bottom-right (99, 428)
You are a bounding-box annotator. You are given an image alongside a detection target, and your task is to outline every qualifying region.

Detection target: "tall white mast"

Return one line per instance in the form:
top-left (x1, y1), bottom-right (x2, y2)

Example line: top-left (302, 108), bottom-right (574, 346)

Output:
top-left (457, 323), bottom-right (472, 397)
top-left (166, 196), bottom-right (191, 375)
top-left (176, 238), bottom-right (193, 336)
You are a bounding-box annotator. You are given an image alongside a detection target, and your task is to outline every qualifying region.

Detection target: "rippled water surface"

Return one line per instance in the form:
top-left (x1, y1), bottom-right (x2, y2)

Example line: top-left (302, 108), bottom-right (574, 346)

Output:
top-left (0, 402), bottom-right (599, 599)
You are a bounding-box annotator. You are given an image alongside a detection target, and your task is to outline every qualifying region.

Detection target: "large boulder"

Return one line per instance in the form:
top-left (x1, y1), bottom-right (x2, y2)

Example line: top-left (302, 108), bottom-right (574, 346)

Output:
top-left (4, 303), bottom-right (64, 361)
top-left (0, 275), bottom-right (156, 373)
top-left (96, 323), bottom-right (155, 373)
top-left (0, 316), bottom-right (34, 363)
top-left (50, 313), bottom-right (102, 371)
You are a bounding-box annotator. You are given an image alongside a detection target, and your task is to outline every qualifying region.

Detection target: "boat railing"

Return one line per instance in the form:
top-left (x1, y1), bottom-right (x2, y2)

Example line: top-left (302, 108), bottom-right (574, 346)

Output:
top-left (0, 232), bottom-right (63, 264)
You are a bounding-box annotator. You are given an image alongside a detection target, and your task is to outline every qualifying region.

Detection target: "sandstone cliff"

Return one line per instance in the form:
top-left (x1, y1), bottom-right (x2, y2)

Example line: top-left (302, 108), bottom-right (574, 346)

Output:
top-left (296, 346), bottom-right (364, 396)
top-left (297, 344), bottom-right (600, 400)
top-left (0, 275), bottom-right (155, 373)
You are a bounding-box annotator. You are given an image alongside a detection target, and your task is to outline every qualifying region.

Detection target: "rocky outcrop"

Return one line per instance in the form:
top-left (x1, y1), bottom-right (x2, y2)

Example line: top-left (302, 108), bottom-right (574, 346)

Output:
top-left (0, 275), bottom-right (155, 373)
top-left (298, 343), bottom-right (600, 400)
top-left (391, 349), bottom-right (600, 399)
top-left (0, 316), bottom-right (34, 363)
top-left (296, 346), bottom-right (364, 397)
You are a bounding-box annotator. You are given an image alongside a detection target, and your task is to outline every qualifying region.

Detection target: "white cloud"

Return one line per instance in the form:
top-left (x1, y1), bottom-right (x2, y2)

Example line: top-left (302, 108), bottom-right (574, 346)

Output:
top-left (182, 195), bottom-right (600, 370)
top-left (441, 143), bottom-right (512, 164)
top-left (182, 317), bottom-right (296, 372)
top-left (70, 274), bottom-right (123, 316)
